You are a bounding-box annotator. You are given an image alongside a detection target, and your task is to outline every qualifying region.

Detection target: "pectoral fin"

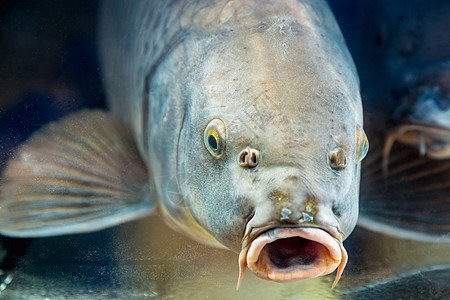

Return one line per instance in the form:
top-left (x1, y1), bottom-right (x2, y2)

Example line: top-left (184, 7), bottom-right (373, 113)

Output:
top-left (360, 133), bottom-right (450, 242)
top-left (0, 110), bottom-right (154, 237)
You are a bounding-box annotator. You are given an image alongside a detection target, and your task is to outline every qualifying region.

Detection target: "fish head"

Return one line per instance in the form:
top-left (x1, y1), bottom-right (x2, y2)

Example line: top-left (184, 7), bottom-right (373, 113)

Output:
top-left (173, 14), bottom-right (369, 286)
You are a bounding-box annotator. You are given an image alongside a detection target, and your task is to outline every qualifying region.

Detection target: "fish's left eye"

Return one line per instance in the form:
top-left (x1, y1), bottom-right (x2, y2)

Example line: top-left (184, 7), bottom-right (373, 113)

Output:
top-left (355, 127), bottom-right (369, 163)
top-left (204, 119), bottom-right (226, 159)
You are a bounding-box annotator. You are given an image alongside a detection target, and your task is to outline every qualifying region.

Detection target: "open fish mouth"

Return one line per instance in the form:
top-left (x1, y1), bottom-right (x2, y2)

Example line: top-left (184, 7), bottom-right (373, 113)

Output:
top-left (237, 227), bottom-right (347, 289)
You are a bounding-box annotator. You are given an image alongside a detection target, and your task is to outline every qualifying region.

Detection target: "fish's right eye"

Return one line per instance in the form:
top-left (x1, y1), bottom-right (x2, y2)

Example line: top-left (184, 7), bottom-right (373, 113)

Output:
top-left (355, 127), bottom-right (369, 163)
top-left (204, 119), bottom-right (226, 159)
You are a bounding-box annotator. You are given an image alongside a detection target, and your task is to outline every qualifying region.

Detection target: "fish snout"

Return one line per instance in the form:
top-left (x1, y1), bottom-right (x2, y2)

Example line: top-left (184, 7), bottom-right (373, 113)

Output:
top-left (267, 191), bottom-right (343, 240)
top-left (236, 173), bottom-right (348, 288)
top-left (265, 175), bottom-right (319, 224)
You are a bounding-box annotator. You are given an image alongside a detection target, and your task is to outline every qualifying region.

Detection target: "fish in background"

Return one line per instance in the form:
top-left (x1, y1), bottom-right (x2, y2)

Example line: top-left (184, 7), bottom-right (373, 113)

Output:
top-left (0, 0), bottom-right (368, 288)
top-left (352, 0), bottom-right (450, 242)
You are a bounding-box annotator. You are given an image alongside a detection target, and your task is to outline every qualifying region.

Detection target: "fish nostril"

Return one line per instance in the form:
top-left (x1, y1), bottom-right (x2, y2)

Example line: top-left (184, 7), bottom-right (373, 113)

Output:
top-left (328, 148), bottom-right (347, 171)
top-left (251, 152), bottom-right (256, 164)
top-left (239, 147), bottom-right (260, 168)
top-left (239, 149), bottom-right (249, 164)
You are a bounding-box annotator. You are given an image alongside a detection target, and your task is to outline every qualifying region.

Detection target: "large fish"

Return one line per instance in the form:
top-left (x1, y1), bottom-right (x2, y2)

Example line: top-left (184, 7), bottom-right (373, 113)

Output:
top-left (0, 0), bottom-right (368, 287)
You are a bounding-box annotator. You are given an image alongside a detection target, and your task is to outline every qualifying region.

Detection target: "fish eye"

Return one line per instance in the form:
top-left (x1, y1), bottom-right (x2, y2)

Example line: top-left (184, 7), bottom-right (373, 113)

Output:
top-left (355, 127), bottom-right (369, 163)
top-left (208, 135), bottom-right (218, 150)
top-left (204, 119), bottom-right (226, 159)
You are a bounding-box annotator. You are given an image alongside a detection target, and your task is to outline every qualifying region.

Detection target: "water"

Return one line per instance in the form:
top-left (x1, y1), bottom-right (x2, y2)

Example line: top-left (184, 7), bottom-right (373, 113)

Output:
top-left (1, 0), bottom-right (449, 299)
top-left (0, 217), bottom-right (449, 299)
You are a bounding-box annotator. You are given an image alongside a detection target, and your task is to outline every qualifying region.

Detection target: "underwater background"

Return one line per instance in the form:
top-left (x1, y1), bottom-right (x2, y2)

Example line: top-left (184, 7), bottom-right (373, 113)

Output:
top-left (0, 0), bottom-right (449, 299)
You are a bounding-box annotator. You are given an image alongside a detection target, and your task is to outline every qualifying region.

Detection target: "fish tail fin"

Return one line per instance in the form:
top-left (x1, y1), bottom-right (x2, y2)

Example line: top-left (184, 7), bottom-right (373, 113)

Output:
top-left (0, 110), bottom-right (155, 237)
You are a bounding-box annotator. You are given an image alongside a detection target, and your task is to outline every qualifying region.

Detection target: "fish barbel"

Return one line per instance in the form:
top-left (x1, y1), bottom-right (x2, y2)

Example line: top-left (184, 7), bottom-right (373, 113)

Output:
top-left (0, 0), bottom-right (368, 288)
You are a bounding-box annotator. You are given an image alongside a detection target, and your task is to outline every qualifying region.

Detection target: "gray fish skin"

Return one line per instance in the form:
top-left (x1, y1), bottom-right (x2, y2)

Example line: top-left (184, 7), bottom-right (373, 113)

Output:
top-left (100, 0), bottom-right (364, 254)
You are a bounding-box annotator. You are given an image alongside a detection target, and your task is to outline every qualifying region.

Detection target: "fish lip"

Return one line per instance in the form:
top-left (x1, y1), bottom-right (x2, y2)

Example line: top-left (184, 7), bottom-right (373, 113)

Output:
top-left (242, 223), bottom-right (343, 249)
top-left (238, 226), bottom-right (347, 288)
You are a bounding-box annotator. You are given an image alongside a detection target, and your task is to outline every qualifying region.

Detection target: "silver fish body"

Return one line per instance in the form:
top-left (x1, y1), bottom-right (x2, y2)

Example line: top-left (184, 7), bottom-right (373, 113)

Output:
top-left (100, 0), bottom-right (365, 285)
top-left (0, 0), bottom-right (368, 287)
